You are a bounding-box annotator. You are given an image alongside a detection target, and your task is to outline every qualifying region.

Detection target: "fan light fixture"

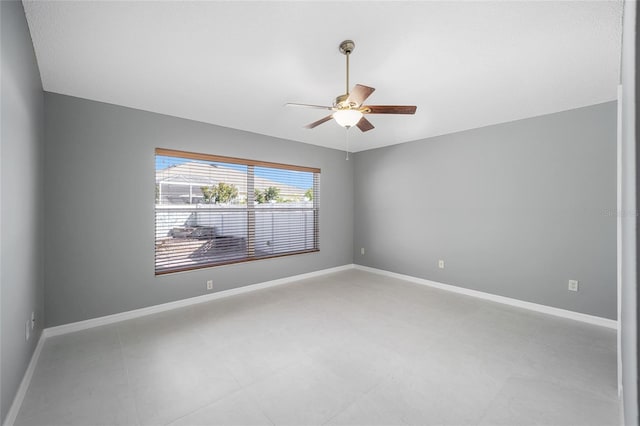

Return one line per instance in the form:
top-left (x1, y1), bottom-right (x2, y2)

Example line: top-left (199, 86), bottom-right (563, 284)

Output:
top-left (333, 109), bottom-right (363, 128)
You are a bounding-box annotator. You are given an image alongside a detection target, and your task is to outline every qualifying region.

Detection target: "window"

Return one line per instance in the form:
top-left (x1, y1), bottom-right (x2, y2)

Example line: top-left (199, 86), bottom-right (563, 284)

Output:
top-left (155, 148), bottom-right (320, 274)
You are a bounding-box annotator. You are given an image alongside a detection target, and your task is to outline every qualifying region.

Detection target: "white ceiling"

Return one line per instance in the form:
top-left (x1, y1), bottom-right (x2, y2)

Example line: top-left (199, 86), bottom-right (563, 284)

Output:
top-left (23, 1), bottom-right (622, 153)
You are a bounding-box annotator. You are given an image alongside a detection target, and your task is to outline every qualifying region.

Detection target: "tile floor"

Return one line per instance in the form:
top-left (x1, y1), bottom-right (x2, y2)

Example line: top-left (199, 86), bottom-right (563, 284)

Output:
top-left (14, 269), bottom-right (620, 425)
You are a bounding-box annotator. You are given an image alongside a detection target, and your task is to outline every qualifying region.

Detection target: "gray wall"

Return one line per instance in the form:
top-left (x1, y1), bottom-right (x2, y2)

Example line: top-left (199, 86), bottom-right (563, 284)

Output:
top-left (0, 1), bottom-right (45, 423)
top-left (43, 93), bottom-right (354, 327)
top-left (354, 102), bottom-right (617, 320)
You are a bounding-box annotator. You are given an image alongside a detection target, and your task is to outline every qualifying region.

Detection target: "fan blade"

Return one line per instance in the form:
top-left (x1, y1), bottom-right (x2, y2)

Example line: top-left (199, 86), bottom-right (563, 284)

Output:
top-left (356, 116), bottom-right (375, 132)
top-left (305, 115), bottom-right (334, 129)
top-left (286, 103), bottom-right (334, 110)
top-left (363, 105), bottom-right (417, 114)
top-left (346, 84), bottom-right (375, 106)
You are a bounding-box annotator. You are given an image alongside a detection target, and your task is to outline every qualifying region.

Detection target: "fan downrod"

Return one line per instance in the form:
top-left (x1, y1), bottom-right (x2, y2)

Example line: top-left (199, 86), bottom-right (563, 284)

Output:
top-left (339, 40), bottom-right (355, 96)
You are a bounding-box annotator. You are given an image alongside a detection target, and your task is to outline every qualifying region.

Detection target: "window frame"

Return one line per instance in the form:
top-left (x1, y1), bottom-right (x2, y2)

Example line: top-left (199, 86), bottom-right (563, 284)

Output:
top-left (154, 148), bottom-right (320, 275)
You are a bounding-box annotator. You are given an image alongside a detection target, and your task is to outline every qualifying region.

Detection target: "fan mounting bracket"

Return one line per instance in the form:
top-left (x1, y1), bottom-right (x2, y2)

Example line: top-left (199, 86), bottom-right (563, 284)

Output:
top-left (339, 40), bottom-right (355, 55)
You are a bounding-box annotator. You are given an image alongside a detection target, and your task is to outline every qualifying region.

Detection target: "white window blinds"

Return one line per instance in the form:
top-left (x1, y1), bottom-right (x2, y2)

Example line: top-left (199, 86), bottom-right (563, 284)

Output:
top-left (155, 148), bottom-right (320, 275)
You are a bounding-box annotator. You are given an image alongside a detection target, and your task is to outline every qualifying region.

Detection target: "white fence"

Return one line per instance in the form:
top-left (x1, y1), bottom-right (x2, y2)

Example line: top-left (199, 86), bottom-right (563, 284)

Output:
top-left (155, 202), bottom-right (317, 256)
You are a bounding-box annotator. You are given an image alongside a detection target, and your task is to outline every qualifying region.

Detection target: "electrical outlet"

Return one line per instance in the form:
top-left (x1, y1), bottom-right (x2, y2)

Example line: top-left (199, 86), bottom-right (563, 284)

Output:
top-left (25, 320), bottom-right (30, 341)
top-left (361, 247), bottom-right (365, 255)
top-left (438, 260), bottom-right (445, 269)
top-left (31, 311), bottom-right (35, 330)
top-left (207, 280), bottom-right (213, 290)
top-left (568, 280), bottom-right (579, 292)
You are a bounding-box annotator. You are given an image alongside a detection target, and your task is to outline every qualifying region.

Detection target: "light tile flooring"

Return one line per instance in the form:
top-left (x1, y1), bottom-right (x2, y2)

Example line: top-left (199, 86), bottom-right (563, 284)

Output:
top-left (15, 269), bottom-right (619, 426)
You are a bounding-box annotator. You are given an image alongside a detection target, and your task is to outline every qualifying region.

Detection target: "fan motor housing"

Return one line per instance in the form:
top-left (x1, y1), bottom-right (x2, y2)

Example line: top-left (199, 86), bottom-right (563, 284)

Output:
top-left (335, 94), bottom-right (348, 106)
top-left (334, 94), bottom-right (358, 109)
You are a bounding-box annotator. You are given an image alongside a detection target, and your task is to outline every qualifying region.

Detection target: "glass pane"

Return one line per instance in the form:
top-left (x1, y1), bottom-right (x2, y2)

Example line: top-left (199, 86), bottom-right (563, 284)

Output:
top-left (253, 166), bottom-right (313, 204)
top-left (156, 156), bottom-right (247, 205)
top-left (253, 166), bottom-right (316, 257)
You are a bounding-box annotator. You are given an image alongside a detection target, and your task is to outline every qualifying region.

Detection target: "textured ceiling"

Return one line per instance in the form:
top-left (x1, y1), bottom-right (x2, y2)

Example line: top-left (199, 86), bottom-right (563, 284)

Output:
top-left (23, 1), bottom-right (622, 153)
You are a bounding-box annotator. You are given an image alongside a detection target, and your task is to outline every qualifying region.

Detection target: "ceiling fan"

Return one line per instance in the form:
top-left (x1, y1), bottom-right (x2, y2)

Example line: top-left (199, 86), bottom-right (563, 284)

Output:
top-left (287, 40), bottom-right (417, 132)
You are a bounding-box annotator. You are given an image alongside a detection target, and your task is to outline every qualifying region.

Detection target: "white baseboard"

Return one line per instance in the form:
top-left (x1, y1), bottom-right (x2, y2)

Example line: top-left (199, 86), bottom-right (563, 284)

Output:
top-left (3, 333), bottom-right (46, 426)
top-left (33, 263), bottom-right (618, 337)
top-left (354, 264), bottom-right (617, 329)
top-left (44, 264), bottom-right (354, 338)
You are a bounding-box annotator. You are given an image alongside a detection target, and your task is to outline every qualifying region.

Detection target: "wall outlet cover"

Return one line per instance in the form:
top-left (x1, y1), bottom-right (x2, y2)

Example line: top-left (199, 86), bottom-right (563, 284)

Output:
top-left (438, 260), bottom-right (445, 269)
top-left (207, 280), bottom-right (213, 290)
top-left (568, 280), bottom-right (579, 292)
